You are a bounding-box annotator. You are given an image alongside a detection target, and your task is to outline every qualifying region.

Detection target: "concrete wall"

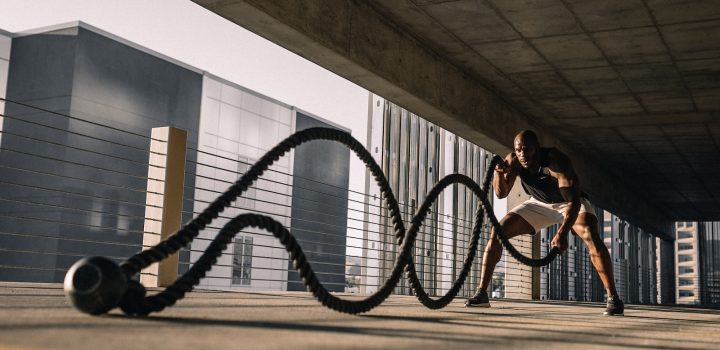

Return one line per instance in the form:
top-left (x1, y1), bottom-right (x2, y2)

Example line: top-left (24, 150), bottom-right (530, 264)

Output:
top-left (0, 26), bottom-right (201, 282)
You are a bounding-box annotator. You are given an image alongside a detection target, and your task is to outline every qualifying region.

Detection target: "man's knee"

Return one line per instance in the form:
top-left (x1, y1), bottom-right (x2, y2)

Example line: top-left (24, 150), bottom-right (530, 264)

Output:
top-left (488, 228), bottom-right (501, 246)
top-left (487, 228), bottom-right (503, 254)
top-left (574, 225), bottom-right (592, 241)
top-left (577, 226), bottom-right (605, 252)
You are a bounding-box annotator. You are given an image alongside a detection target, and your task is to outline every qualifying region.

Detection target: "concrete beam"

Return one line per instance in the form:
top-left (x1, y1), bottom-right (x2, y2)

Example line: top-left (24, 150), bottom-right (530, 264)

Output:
top-left (193, 0), bottom-right (673, 239)
top-left (563, 111), bottom-right (720, 128)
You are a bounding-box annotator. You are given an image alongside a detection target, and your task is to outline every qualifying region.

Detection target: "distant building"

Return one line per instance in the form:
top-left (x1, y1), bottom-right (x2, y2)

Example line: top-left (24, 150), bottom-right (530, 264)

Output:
top-left (675, 221), bottom-right (720, 305)
top-left (0, 29), bottom-right (9, 128)
top-left (676, 222), bottom-right (700, 303)
top-left (0, 22), bottom-right (350, 292)
top-left (363, 94), bottom-right (496, 297)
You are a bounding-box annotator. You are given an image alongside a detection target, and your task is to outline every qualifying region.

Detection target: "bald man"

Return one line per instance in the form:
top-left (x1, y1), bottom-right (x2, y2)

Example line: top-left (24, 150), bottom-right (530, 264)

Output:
top-left (465, 130), bottom-right (624, 316)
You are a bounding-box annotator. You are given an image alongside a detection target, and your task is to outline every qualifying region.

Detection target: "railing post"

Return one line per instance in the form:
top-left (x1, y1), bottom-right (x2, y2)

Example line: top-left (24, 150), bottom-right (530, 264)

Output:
top-left (141, 126), bottom-right (187, 287)
top-left (532, 230), bottom-right (541, 300)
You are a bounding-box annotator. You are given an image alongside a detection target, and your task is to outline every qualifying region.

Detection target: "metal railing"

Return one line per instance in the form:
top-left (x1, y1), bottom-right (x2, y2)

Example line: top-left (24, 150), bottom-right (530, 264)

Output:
top-left (0, 96), bottom-right (687, 306)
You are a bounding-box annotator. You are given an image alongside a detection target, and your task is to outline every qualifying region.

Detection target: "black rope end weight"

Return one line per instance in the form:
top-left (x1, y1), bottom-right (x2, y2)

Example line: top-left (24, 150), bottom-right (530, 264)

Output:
top-left (63, 256), bottom-right (127, 315)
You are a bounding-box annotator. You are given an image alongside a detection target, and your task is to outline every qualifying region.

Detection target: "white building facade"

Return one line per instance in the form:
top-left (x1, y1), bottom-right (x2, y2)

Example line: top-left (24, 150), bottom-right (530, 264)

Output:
top-left (192, 75), bottom-right (295, 291)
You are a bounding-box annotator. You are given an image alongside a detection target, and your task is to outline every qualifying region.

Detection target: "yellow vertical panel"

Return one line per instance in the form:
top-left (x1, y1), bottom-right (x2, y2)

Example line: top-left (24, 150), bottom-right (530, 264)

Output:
top-left (141, 127), bottom-right (187, 287)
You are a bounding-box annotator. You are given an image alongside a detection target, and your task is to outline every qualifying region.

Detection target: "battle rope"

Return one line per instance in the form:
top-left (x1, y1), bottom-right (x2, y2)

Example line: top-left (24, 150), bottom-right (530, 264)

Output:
top-left (63, 127), bottom-right (559, 316)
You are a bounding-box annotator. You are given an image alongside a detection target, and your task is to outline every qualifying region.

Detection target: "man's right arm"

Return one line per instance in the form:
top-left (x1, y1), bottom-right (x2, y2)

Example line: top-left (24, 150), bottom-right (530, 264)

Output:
top-left (492, 153), bottom-right (517, 199)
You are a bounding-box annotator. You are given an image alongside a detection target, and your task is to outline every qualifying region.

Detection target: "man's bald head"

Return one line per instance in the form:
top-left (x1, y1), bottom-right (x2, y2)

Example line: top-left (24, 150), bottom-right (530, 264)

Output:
top-left (513, 130), bottom-right (541, 169)
top-left (515, 130), bottom-right (539, 148)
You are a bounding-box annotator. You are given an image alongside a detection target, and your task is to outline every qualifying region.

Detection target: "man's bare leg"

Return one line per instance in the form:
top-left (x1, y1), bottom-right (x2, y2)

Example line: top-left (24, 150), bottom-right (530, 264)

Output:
top-left (466, 213), bottom-right (534, 306)
top-left (572, 213), bottom-right (618, 297)
top-left (573, 212), bottom-right (624, 315)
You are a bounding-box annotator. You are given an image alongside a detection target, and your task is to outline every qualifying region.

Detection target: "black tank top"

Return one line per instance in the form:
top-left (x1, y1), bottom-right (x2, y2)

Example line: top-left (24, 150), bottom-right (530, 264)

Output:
top-left (517, 147), bottom-right (566, 204)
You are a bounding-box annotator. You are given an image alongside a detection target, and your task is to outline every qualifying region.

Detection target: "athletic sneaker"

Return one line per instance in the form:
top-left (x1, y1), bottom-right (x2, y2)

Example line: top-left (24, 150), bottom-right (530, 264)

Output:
top-left (604, 295), bottom-right (624, 316)
top-left (465, 289), bottom-right (491, 308)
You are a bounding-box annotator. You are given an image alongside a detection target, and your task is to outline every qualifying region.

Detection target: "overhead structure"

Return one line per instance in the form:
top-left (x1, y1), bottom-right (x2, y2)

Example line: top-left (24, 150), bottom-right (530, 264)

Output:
top-left (194, 0), bottom-right (720, 240)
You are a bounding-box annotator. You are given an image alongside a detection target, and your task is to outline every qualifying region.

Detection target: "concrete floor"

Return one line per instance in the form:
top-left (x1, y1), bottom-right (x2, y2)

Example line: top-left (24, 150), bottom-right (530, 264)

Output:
top-left (0, 282), bottom-right (718, 350)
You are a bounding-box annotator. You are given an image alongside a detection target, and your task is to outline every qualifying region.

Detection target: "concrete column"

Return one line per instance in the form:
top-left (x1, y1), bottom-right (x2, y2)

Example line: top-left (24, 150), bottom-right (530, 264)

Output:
top-left (361, 93), bottom-right (383, 294)
top-left (503, 184), bottom-right (533, 299)
top-left (532, 230), bottom-right (541, 300)
top-left (141, 127), bottom-right (188, 287)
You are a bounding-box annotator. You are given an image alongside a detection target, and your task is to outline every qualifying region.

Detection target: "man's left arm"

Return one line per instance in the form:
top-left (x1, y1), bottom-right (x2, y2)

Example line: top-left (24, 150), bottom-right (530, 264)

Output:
top-left (549, 151), bottom-right (581, 252)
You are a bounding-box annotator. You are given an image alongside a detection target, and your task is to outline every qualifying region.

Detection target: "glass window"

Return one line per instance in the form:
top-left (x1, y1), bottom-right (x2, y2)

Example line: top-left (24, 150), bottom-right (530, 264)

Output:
top-left (679, 279), bottom-right (694, 286)
top-left (232, 236), bottom-right (253, 285)
top-left (679, 266), bottom-right (694, 274)
top-left (678, 231), bottom-right (693, 239)
top-left (679, 255), bottom-right (693, 262)
top-left (236, 159), bottom-right (257, 209)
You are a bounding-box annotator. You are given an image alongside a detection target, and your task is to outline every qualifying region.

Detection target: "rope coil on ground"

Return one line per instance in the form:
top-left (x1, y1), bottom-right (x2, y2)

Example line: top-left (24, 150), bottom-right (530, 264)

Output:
top-left (68, 127), bottom-right (558, 316)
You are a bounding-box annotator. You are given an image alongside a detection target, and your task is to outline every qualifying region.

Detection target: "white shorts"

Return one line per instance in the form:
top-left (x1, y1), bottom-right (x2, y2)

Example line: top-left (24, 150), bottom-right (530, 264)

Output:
top-left (508, 197), bottom-right (596, 233)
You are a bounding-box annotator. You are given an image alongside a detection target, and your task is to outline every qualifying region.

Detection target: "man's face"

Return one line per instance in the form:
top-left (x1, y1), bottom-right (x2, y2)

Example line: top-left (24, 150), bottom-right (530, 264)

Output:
top-left (514, 137), bottom-right (539, 169)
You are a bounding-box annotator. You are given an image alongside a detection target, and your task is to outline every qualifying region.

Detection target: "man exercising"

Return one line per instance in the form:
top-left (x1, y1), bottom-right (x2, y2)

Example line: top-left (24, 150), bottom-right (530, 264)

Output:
top-left (465, 130), bottom-right (624, 316)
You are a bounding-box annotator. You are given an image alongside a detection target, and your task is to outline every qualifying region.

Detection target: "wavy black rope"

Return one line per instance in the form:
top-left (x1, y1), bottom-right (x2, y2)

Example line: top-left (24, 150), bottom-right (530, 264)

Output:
top-left (115, 127), bottom-right (558, 316)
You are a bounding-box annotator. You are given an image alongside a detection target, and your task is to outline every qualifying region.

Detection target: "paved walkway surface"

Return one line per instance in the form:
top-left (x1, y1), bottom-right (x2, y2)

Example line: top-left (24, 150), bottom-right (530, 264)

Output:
top-left (1, 282), bottom-right (719, 350)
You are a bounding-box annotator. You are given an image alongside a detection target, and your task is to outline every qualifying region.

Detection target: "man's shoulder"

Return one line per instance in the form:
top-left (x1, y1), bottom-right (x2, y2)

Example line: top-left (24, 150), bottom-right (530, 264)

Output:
top-left (543, 147), bottom-right (564, 156)
top-left (544, 148), bottom-right (573, 172)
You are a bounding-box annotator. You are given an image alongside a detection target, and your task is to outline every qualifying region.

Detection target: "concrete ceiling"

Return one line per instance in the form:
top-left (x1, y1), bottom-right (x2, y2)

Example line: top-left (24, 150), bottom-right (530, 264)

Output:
top-left (193, 0), bottom-right (720, 235)
top-left (366, 0), bottom-right (720, 221)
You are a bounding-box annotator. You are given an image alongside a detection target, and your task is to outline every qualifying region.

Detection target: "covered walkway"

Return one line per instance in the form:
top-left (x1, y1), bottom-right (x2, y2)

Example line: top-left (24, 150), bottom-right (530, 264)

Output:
top-left (1, 282), bottom-right (718, 350)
